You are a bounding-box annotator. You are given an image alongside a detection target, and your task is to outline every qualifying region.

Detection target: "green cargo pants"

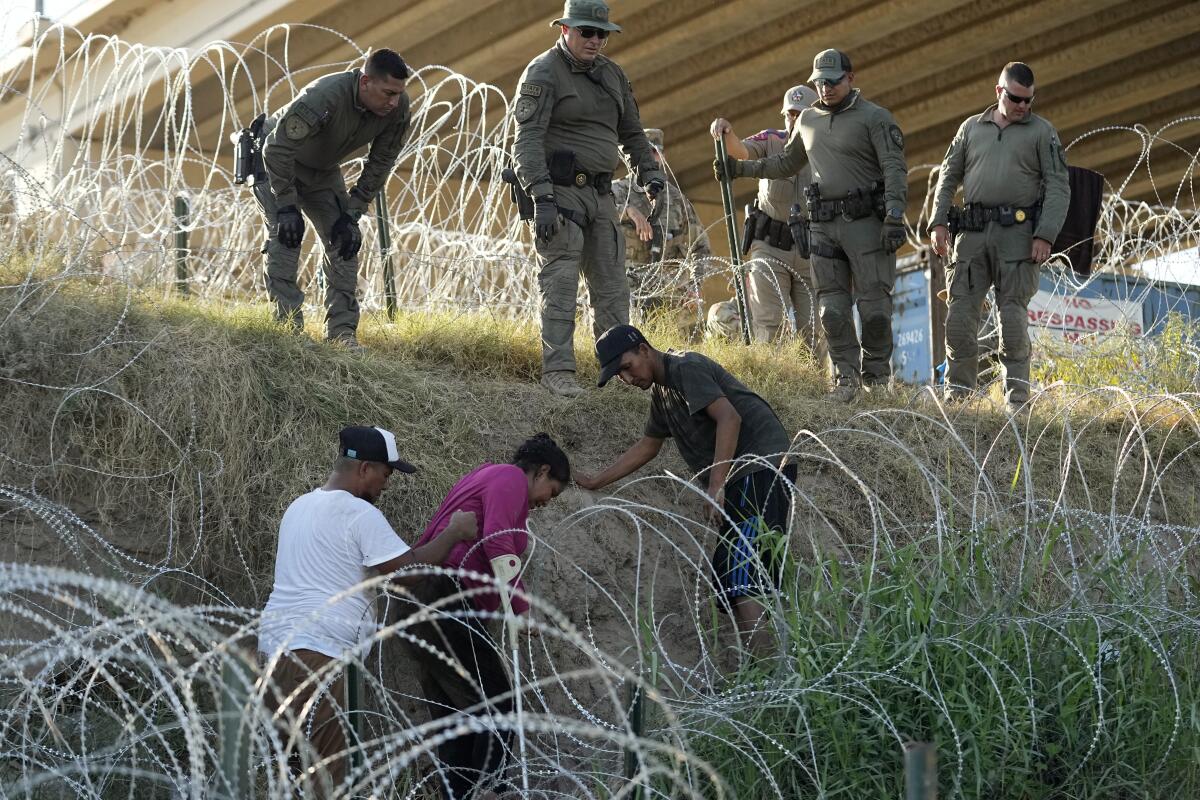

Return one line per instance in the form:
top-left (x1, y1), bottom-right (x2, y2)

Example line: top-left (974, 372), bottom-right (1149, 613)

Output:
top-left (253, 176), bottom-right (361, 341)
top-left (745, 240), bottom-right (827, 365)
top-left (944, 223), bottom-right (1040, 404)
top-left (809, 215), bottom-right (896, 386)
top-left (534, 184), bottom-right (629, 374)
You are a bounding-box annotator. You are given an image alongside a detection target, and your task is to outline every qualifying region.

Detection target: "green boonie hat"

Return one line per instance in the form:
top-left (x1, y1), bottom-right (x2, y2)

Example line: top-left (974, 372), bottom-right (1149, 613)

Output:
top-left (552, 0), bottom-right (622, 32)
top-left (644, 128), bottom-right (664, 150)
top-left (809, 48), bottom-right (848, 83)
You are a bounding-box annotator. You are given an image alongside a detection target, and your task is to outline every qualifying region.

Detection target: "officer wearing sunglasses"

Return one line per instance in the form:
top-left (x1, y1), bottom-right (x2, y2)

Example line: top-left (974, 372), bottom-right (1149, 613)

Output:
top-left (928, 61), bottom-right (1071, 411)
top-left (512, 0), bottom-right (665, 399)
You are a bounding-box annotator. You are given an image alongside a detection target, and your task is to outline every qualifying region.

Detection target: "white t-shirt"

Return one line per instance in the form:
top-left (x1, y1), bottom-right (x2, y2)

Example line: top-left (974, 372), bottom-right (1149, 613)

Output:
top-left (258, 488), bottom-right (410, 658)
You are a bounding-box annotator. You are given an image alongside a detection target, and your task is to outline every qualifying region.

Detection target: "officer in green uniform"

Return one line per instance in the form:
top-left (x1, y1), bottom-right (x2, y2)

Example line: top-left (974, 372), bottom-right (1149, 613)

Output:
top-left (257, 48), bottom-right (411, 345)
top-left (711, 85), bottom-right (826, 364)
top-left (716, 49), bottom-right (908, 402)
top-left (613, 129), bottom-right (712, 336)
top-left (929, 61), bottom-right (1070, 409)
top-left (513, 0), bottom-right (664, 398)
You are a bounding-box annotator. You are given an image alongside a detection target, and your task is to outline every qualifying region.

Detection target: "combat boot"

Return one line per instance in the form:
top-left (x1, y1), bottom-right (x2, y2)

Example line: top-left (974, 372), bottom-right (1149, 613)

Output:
top-left (541, 370), bottom-right (585, 398)
top-left (827, 380), bottom-right (858, 404)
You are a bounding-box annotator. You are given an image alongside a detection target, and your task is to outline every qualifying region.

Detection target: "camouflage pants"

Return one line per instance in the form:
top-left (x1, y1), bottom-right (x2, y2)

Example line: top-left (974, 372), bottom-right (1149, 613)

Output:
top-left (534, 185), bottom-right (629, 374)
top-left (945, 223), bottom-right (1040, 404)
top-left (745, 240), bottom-right (827, 365)
top-left (253, 178), bottom-right (361, 340)
top-left (809, 216), bottom-right (896, 386)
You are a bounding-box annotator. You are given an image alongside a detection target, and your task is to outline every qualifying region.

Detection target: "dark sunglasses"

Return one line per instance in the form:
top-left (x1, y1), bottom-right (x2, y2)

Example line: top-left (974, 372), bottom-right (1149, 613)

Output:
top-left (576, 26), bottom-right (610, 39)
top-left (810, 75), bottom-right (844, 90)
top-left (1002, 88), bottom-right (1034, 105)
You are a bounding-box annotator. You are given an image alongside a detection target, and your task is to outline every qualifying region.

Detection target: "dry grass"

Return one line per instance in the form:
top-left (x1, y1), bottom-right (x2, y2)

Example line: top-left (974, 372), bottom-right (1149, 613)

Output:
top-left (1, 270), bottom-right (1198, 607)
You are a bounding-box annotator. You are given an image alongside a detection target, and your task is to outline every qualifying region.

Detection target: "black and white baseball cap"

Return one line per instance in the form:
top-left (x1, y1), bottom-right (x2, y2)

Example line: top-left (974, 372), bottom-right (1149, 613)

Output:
top-left (338, 426), bottom-right (417, 473)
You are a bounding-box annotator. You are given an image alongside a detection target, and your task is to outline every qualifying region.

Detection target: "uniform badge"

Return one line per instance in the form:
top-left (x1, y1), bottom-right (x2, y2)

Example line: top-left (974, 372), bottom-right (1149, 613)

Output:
top-left (514, 96), bottom-right (539, 123)
top-left (520, 83), bottom-right (543, 97)
top-left (1014, 209), bottom-right (1027, 223)
top-left (284, 114), bottom-right (311, 140)
top-left (575, 173), bottom-right (587, 186)
top-left (889, 124), bottom-right (905, 149)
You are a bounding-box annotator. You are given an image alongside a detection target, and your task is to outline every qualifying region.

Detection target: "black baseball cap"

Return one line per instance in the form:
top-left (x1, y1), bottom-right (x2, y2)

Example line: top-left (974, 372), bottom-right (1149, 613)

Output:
top-left (596, 324), bottom-right (649, 387)
top-left (338, 426), bottom-right (417, 473)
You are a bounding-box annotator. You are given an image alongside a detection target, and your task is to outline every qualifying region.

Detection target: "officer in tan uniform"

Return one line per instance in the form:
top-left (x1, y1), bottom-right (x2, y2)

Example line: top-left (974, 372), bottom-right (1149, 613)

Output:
top-left (930, 62), bottom-right (1070, 410)
top-left (513, 0), bottom-right (664, 398)
top-left (716, 50), bottom-right (908, 402)
top-left (257, 49), bottom-right (411, 346)
top-left (711, 85), bottom-right (826, 363)
top-left (613, 129), bottom-right (712, 334)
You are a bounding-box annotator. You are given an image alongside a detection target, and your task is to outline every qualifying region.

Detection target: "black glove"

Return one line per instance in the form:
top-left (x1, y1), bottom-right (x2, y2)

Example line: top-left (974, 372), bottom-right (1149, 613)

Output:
top-left (533, 194), bottom-right (560, 242)
top-left (276, 205), bottom-right (305, 249)
top-left (329, 213), bottom-right (363, 261)
top-left (644, 177), bottom-right (665, 201)
top-left (881, 219), bottom-right (906, 254)
top-left (712, 155), bottom-right (740, 182)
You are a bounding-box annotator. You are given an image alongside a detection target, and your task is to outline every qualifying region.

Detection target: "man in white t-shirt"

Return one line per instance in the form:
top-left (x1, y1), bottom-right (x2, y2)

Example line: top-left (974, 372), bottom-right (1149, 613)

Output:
top-left (259, 425), bottom-right (477, 796)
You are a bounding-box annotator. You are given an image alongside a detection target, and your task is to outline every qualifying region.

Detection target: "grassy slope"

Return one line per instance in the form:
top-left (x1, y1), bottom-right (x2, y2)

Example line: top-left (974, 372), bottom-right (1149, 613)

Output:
top-left (2, 272), bottom-right (1198, 604)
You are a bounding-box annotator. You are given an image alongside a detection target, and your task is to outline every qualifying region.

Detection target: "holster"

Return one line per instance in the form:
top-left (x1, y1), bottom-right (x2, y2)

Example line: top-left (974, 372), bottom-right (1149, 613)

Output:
top-left (788, 204), bottom-right (811, 259)
top-left (500, 168), bottom-right (534, 221)
top-left (740, 205), bottom-right (755, 256)
top-left (235, 113), bottom-right (268, 186)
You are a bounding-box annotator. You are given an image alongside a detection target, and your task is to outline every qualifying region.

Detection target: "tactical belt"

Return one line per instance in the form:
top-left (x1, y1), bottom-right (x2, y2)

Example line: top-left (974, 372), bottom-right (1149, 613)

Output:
top-left (805, 181), bottom-right (884, 223)
top-left (949, 202), bottom-right (1039, 234)
top-left (551, 168), bottom-right (613, 195)
top-left (745, 207), bottom-right (795, 251)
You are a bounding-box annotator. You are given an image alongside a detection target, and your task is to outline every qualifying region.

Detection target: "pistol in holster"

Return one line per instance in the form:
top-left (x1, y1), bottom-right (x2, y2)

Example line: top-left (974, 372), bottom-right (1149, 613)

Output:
top-left (740, 204), bottom-right (757, 256)
top-left (501, 168), bottom-right (535, 222)
top-left (803, 183), bottom-right (833, 222)
top-left (788, 204), bottom-right (811, 259)
top-left (647, 195), bottom-right (665, 262)
top-left (233, 113), bottom-right (267, 186)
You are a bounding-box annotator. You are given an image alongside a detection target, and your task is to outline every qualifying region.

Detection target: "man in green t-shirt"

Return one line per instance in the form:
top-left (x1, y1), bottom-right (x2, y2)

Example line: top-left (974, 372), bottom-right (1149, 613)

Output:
top-left (575, 324), bottom-right (796, 655)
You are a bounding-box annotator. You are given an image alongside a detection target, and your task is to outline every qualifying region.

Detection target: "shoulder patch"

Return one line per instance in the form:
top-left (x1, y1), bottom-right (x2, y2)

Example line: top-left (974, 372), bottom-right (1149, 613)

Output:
top-left (889, 124), bottom-right (905, 149)
top-left (514, 95), bottom-right (539, 124)
top-left (291, 101), bottom-right (321, 127)
top-left (284, 113), bottom-right (311, 141)
top-left (520, 83), bottom-right (544, 97)
top-left (748, 129), bottom-right (785, 142)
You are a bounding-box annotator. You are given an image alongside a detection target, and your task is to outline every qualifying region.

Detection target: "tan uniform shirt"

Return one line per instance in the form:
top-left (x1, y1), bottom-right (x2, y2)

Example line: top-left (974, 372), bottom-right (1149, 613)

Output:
top-left (743, 129), bottom-right (810, 222)
top-left (930, 105), bottom-right (1071, 243)
top-left (745, 89), bottom-right (907, 216)
top-left (512, 44), bottom-right (662, 200)
top-left (263, 69), bottom-right (411, 215)
top-left (612, 178), bottom-right (712, 266)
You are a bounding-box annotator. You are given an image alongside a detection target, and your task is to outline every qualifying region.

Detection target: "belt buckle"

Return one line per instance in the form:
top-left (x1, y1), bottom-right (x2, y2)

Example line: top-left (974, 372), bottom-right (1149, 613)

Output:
top-left (574, 172), bottom-right (587, 187)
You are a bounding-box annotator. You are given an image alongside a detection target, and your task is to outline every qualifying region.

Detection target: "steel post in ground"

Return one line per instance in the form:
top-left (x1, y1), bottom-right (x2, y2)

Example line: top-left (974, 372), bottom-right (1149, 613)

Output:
top-left (374, 189), bottom-right (397, 321)
top-left (904, 741), bottom-right (937, 800)
top-left (623, 681), bottom-right (645, 800)
top-left (173, 195), bottom-right (190, 296)
top-left (217, 651), bottom-right (253, 799)
top-left (714, 138), bottom-right (752, 344)
top-left (345, 661), bottom-right (364, 779)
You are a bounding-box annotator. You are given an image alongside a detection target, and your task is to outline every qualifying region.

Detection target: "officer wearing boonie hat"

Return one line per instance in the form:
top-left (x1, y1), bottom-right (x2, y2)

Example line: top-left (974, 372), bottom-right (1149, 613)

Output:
top-left (513, 0), bottom-right (664, 399)
top-left (715, 48), bottom-right (909, 404)
top-left (709, 84), bottom-right (826, 361)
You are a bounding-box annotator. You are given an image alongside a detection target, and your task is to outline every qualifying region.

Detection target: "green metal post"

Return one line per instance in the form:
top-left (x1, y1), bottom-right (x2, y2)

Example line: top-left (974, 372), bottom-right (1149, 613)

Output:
top-left (218, 652), bottom-right (253, 799)
top-left (173, 195), bottom-right (190, 296)
top-left (714, 138), bottom-right (752, 345)
top-left (904, 742), bottom-right (936, 800)
top-left (345, 661), bottom-right (364, 779)
top-left (623, 681), bottom-right (645, 800)
top-left (373, 189), bottom-right (397, 321)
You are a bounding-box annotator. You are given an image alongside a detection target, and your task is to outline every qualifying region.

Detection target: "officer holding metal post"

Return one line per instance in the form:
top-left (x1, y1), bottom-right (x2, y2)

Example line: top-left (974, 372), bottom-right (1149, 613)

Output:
top-left (710, 85), bottom-right (826, 363)
top-left (251, 48), bottom-right (411, 346)
top-left (715, 49), bottom-right (908, 402)
top-left (929, 61), bottom-right (1070, 410)
top-left (512, 0), bottom-right (665, 398)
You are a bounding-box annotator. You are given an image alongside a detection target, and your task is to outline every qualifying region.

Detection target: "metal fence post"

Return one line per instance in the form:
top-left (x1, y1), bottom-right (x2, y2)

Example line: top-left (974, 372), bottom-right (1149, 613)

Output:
top-left (173, 195), bottom-right (190, 296)
top-left (904, 741), bottom-right (936, 800)
top-left (218, 653), bottom-right (253, 799)
top-left (345, 661), bottom-right (365, 779)
top-left (623, 681), bottom-right (645, 800)
top-left (373, 189), bottom-right (397, 321)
